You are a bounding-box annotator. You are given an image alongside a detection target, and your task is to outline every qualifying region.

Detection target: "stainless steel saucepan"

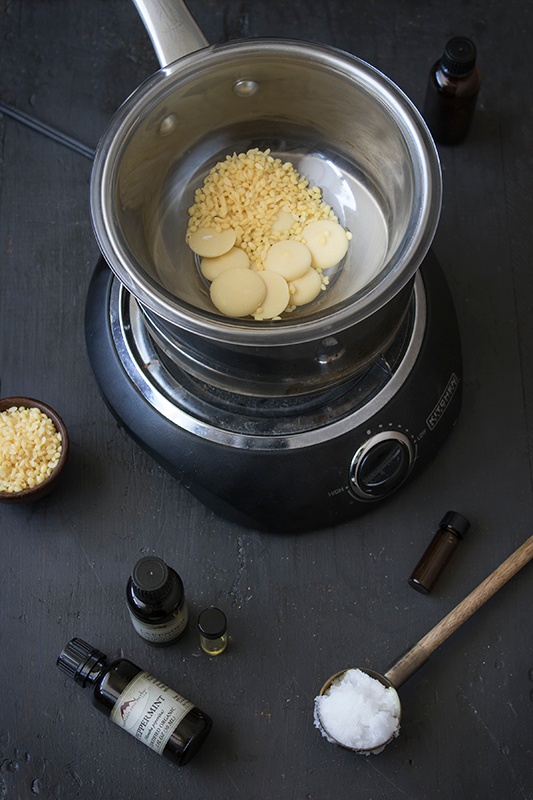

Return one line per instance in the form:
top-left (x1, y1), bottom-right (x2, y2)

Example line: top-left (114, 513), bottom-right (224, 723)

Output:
top-left (91, 0), bottom-right (441, 397)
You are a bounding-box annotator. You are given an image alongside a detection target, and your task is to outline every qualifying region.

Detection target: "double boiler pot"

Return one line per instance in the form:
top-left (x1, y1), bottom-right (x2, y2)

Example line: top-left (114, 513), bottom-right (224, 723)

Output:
top-left (91, 0), bottom-right (441, 398)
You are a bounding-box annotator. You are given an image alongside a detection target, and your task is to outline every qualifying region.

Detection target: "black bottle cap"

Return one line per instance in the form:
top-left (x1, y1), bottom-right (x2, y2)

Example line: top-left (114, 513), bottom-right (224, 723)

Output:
top-left (56, 638), bottom-right (107, 687)
top-left (198, 607), bottom-right (227, 639)
top-left (440, 510), bottom-right (470, 539)
top-left (131, 556), bottom-right (172, 602)
top-left (441, 37), bottom-right (477, 77)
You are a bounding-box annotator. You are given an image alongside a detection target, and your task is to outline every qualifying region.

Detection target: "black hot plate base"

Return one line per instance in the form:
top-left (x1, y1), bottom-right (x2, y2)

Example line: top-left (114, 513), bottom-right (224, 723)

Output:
top-left (85, 250), bottom-right (462, 532)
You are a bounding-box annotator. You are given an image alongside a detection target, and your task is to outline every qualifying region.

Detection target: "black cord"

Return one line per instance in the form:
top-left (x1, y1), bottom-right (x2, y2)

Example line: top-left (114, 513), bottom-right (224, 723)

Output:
top-left (0, 101), bottom-right (95, 160)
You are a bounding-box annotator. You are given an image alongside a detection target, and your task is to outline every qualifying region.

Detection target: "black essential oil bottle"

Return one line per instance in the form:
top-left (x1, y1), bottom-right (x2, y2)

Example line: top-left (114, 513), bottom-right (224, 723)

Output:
top-left (57, 638), bottom-right (212, 765)
top-left (423, 37), bottom-right (481, 144)
top-left (126, 556), bottom-right (188, 645)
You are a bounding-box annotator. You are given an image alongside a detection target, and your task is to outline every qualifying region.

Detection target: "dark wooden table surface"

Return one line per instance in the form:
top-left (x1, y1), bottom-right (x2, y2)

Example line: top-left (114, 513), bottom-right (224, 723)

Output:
top-left (2, 1), bottom-right (533, 798)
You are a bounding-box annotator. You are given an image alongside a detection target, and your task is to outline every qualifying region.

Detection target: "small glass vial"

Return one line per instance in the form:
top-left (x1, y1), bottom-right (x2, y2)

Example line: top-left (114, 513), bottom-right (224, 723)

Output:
top-left (408, 511), bottom-right (470, 593)
top-left (423, 37), bottom-right (481, 144)
top-left (126, 556), bottom-right (188, 645)
top-left (198, 607), bottom-right (228, 656)
top-left (56, 638), bottom-right (212, 765)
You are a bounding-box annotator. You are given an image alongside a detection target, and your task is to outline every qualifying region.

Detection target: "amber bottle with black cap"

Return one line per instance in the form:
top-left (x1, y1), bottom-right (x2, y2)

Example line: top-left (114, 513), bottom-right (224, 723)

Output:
top-left (126, 556), bottom-right (188, 645)
top-left (56, 638), bottom-right (212, 765)
top-left (423, 37), bottom-right (481, 144)
top-left (409, 511), bottom-right (471, 593)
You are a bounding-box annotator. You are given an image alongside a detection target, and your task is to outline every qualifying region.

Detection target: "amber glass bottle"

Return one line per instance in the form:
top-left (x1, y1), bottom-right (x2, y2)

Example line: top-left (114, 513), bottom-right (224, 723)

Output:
top-left (126, 556), bottom-right (188, 645)
top-left (423, 37), bottom-right (481, 144)
top-left (409, 511), bottom-right (470, 593)
top-left (57, 638), bottom-right (212, 765)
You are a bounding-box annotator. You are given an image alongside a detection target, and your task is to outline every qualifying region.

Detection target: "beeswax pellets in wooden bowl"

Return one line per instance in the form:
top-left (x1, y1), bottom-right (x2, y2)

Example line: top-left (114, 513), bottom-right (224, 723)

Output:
top-left (0, 397), bottom-right (69, 503)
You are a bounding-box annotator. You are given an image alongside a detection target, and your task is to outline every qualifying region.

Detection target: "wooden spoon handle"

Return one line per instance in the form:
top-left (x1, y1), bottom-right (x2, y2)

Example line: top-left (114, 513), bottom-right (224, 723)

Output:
top-left (385, 534), bottom-right (533, 688)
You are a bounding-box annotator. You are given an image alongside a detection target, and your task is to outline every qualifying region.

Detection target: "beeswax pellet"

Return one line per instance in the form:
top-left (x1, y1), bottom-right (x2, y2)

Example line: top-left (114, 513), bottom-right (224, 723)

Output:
top-left (270, 210), bottom-right (296, 234)
top-left (210, 268), bottom-right (266, 318)
top-left (188, 227), bottom-right (236, 258)
top-left (200, 247), bottom-right (250, 281)
top-left (264, 240), bottom-right (312, 281)
top-left (254, 271), bottom-right (291, 319)
top-left (302, 220), bottom-right (349, 270)
top-left (290, 267), bottom-right (323, 306)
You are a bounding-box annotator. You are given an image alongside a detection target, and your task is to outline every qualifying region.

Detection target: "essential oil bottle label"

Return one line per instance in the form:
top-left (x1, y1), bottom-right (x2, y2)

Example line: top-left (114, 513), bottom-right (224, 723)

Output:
top-left (128, 603), bottom-right (189, 644)
top-left (110, 671), bottom-right (194, 754)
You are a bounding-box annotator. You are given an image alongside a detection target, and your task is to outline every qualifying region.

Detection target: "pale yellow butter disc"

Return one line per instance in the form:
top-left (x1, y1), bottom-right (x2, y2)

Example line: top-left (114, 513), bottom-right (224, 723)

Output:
top-left (188, 227), bottom-right (236, 257)
top-left (254, 271), bottom-right (290, 319)
top-left (200, 247), bottom-right (250, 281)
top-left (270, 210), bottom-right (296, 234)
top-left (210, 268), bottom-right (267, 318)
top-left (264, 239), bottom-right (312, 281)
top-left (302, 220), bottom-right (349, 270)
top-left (290, 267), bottom-right (323, 306)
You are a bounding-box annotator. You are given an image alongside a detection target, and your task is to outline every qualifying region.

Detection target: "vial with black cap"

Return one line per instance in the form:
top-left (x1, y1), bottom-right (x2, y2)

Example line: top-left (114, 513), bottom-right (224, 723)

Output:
top-left (423, 37), bottom-right (481, 144)
top-left (198, 607), bottom-right (228, 656)
top-left (409, 511), bottom-right (471, 593)
top-left (126, 556), bottom-right (188, 645)
top-left (56, 637), bottom-right (212, 765)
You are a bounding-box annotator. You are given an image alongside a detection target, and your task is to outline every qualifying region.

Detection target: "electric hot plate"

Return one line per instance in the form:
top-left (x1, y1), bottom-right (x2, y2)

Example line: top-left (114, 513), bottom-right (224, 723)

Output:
top-left (85, 250), bottom-right (462, 532)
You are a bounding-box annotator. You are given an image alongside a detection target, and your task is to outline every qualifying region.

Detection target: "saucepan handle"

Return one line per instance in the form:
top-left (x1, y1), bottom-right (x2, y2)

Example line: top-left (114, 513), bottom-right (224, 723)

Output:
top-left (132, 0), bottom-right (208, 68)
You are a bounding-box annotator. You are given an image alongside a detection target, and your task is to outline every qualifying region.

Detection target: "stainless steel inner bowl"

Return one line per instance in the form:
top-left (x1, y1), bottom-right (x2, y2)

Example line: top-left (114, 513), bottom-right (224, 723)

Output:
top-left (91, 15), bottom-right (441, 396)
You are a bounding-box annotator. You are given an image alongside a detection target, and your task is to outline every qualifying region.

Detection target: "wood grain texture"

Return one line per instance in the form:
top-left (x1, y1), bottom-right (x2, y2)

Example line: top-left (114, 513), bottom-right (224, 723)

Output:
top-left (1, 1), bottom-right (533, 798)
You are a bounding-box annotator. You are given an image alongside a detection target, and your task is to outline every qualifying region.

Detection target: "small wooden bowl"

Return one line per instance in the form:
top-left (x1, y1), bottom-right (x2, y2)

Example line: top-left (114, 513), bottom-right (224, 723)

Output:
top-left (0, 397), bottom-right (69, 503)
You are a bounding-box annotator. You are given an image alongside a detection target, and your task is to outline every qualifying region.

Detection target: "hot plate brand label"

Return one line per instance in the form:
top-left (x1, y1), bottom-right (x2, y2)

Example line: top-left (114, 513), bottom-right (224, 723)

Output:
top-left (426, 373), bottom-right (460, 430)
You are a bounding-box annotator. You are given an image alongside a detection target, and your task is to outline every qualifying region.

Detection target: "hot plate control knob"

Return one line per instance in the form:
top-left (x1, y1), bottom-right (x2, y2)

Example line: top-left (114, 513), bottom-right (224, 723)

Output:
top-left (349, 431), bottom-right (414, 500)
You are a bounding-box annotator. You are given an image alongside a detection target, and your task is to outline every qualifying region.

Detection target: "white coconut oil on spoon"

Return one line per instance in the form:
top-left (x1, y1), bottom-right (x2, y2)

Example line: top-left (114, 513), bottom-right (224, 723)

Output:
top-left (314, 667), bottom-right (401, 755)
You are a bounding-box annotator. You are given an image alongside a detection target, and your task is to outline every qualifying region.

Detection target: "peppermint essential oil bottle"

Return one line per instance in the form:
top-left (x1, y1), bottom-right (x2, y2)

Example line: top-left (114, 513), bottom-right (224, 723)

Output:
top-left (126, 556), bottom-right (188, 645)
top-left (57, 638), bottom-right (212, 765)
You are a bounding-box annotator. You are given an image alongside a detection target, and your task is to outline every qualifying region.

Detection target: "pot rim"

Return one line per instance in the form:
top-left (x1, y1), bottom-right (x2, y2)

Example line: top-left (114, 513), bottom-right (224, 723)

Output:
top-left (91, 37), bottom-right (441, 346)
